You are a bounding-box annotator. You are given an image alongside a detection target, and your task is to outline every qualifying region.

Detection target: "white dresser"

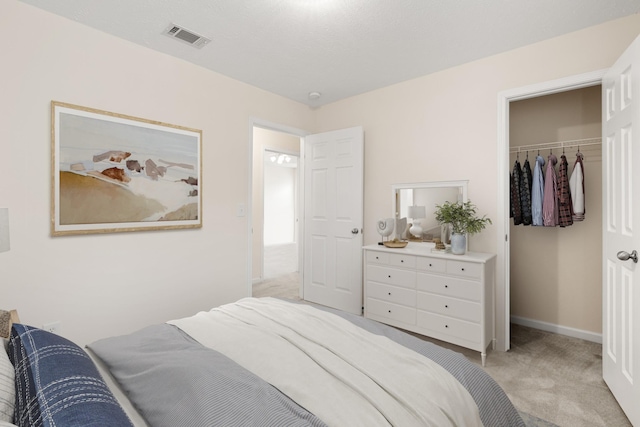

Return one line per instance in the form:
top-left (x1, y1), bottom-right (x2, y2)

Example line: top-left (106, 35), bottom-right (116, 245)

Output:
top-left (363, 243), bottom-right (496, 366)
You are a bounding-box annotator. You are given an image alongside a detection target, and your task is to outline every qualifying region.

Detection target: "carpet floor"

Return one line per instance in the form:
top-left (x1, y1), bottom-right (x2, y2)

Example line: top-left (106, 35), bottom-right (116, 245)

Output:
top-left (403, 324), bottom-right (630, 426)
top-left (478, 324), bottom-right (630, 427)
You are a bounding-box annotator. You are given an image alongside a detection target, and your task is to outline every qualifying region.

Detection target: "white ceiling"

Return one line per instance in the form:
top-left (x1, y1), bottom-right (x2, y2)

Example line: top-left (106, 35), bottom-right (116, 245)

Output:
top-left (19, 0), bottom-right (640, 107)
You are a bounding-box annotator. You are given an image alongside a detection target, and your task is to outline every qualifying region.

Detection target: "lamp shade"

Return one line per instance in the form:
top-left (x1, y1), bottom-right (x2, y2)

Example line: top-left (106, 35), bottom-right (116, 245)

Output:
top-left (407, 205), bottom-right (426, 219)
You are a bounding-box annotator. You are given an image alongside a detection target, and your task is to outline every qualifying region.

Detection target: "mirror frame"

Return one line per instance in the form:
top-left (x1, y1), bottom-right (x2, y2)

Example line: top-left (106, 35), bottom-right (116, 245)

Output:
top-left (391, 180), bottom-right (469, 243)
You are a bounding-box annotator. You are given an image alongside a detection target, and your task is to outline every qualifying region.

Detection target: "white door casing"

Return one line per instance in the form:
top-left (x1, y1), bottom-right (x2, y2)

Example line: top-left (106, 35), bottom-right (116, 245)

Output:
top-left (303, 126), bottom-right (364, 314)
top-left (249, 119), bottom-right (307, 297)
top-left (496, 69), bottom-right (605, 352)
top-left (602, 35), bottom-right (640, 426)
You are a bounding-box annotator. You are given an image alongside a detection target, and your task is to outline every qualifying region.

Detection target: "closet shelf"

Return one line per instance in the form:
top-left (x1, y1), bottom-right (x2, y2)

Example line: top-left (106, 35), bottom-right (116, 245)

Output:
top-left (509, 137), bottom-right (601, 154)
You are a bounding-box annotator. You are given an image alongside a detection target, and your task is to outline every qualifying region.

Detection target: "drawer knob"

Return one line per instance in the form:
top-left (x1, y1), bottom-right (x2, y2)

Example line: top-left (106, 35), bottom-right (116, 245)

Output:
top-left (388, 310), bottom-right (392, 313)
top-left (429, 263), bottom-right (432, 267)
top-left (445, 285), bottom-right (448, 288)
top-left (388, 292), bottom-right (391, 295)
top-left (445, 305), bottom-right (448, 308)
top-left (388, 275), bottom-right (391, 278)
top-left (461, 268), bottom-right (465, 271)
top-left (445, 325), bottom-right (449, 328)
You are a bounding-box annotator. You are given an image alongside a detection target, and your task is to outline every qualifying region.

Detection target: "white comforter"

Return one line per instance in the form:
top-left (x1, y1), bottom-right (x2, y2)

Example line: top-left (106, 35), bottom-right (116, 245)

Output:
top-left (169, 298), bottom-right (483, 427)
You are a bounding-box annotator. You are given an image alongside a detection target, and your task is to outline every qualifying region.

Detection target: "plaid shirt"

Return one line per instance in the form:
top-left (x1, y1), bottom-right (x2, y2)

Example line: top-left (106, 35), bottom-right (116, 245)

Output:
top-left (557, 154), bottom-right (574, 227)
top-left (510, 160), bottom-right (523, 225)
top-left (520, 158), bottom-right (533, 225)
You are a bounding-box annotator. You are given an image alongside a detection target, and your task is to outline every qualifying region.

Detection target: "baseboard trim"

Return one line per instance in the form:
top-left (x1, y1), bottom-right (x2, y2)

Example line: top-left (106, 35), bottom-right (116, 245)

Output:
top-left (510, 315), bottom-right (602, 344)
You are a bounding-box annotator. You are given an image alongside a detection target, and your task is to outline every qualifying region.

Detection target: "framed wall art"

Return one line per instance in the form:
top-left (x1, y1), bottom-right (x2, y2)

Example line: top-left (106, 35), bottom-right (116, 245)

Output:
top-left (51, 101), bottom-right (202, 236)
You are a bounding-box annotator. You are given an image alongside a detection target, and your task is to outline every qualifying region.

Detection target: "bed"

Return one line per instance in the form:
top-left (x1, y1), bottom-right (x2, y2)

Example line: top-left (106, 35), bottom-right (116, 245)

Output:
top-left (3, 298), bottom-right (525, 426)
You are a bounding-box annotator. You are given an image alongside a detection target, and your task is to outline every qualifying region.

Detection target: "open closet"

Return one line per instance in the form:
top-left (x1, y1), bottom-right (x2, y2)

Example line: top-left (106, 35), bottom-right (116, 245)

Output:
top-left (508, 85), bottom-right (603, 342)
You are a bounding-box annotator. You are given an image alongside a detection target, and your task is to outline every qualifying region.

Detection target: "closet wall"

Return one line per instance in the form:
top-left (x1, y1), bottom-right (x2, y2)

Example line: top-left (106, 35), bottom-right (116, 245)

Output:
top-left (509, 85), bottom-right (602, 336)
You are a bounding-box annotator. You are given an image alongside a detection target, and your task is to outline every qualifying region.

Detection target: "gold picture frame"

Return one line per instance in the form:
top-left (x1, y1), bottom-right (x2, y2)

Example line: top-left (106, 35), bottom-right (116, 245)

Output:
top-left (51, 101), bottom-right (202, 236)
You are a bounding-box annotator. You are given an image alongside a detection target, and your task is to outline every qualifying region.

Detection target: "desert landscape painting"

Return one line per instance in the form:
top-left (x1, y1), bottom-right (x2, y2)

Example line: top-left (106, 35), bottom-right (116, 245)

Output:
top-left (51, 102), bottom-right (202, 235)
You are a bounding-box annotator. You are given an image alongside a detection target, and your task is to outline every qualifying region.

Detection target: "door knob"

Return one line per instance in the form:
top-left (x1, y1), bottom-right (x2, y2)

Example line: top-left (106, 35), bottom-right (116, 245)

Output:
top-left (351, 228), bottom-right (359, 234)
top-left (617, 250), bottom-right (638, 263)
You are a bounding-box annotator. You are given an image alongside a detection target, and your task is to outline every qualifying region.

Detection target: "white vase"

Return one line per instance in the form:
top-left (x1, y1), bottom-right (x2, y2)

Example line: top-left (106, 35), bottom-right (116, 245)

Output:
top-left (441, 223), bottom-right (451, 245)
top-left (450, 233), bottom-right (466, 255)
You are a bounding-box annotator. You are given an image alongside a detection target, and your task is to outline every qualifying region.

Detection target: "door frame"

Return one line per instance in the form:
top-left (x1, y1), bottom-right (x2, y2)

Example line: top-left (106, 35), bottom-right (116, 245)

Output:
top-left (248, 118), bottom-right (308, 298)
top-left (496, 69), bottom-right (607, 351)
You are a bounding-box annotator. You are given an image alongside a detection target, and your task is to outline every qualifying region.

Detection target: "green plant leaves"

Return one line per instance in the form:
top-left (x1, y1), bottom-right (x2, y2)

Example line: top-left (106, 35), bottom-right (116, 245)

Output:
top-left (434, 200), bottom-right (492, 235)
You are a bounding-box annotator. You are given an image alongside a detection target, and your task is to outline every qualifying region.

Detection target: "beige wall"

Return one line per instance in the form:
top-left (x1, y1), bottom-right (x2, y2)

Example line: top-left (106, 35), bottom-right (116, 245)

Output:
top-left (251, 128), bottom-right (301, 281)
top-left (1, 1), bottom-right (314, 346)
top-left (314, 16), bottom-right (640, 346)
top-left (509, 86), bottom-right (602, 334)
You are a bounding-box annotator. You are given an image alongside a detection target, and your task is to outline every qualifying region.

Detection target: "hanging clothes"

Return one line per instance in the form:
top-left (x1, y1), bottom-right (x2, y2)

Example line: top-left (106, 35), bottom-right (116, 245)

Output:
top-left (543, 154), bottom-right (558, 227)
top-left (557, 154), bottom-right (574, 227)
top-left (509, 172), bottom-right (514, 219)
top-left (531, 155), bottom-right (545, 226)
top-left (569, 152), bottom-right (585, 221)
top-left (520, 157), bottom-right (533, 225)
top-left (510, 159), bottom-right (523, 225)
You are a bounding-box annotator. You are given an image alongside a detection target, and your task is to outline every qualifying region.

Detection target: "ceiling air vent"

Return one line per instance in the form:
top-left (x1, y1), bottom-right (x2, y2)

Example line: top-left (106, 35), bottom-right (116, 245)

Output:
top-left (162, 24), bottom-right (210, 49)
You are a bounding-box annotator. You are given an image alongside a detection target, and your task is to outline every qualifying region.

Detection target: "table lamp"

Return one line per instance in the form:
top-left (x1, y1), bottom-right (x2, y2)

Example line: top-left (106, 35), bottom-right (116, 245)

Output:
top-left (408, 205), bottom-right (426, 239)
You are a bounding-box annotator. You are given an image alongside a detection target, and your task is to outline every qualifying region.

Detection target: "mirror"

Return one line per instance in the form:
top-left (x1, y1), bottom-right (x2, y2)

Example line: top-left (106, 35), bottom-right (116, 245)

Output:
top-left (391, 180), bottom-right (468, 242)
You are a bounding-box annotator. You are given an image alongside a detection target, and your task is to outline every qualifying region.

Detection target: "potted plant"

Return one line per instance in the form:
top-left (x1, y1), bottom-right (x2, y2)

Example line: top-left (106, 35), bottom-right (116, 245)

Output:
top-left (434, 200), bottom-right (492, 255)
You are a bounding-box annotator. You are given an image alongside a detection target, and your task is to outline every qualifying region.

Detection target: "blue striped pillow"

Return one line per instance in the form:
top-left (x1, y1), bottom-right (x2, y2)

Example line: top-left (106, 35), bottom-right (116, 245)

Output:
top-left (8, 324), bottom-right (133, 427)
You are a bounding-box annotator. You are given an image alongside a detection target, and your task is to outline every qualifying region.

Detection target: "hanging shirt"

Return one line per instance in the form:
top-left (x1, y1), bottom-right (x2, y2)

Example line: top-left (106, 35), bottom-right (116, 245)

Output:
top-left (543, 154), bottom-right (558, 227)
top-left (509, 172), bottom-right (514, 219)
top-left (557, 154), bottom-right (574, 227)
top-left (531, 155), bottom-right (545, 226)
top-left (520, 157), bottom-right (533, 225)
top-left (569, 153), bottom-right (585, 221)
top-left (510, 160), bottom-right (523, 225)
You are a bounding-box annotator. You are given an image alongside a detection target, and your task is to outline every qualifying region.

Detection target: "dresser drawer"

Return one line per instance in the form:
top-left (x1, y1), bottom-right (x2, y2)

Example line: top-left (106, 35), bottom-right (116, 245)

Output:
top-left (366, 265), bottom-right (416, 289)
top-left (367, 298), bottom-right (416, 325)
top-left (416, 257), bottom-right (446, 273)
top-left (446, 260), bottom-right (482, 279)
top-left (367, 282), bottom-right (416, 307)
top-left (416, 273), bottom-right (481, 301)
top-left (417, 311), bottom-right (480, 345)
top-left (366, 251), bottom-right (390, 265)
top-left (389, 253), bottom-right (416, 268)
top-left (416, 292), bottom-right (481, 323)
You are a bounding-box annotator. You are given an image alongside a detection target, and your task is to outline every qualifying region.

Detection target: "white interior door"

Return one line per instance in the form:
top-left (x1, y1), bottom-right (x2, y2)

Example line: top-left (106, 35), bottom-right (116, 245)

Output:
top-left (602, 34), bottom-right (640, 426)
top-left (303, 126), bottom-right (364, 314)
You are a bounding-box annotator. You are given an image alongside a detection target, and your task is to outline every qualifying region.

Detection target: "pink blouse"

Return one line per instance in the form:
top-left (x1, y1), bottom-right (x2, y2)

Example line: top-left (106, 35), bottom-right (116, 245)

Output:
top-left (542, 154), bottom-right (558, 227)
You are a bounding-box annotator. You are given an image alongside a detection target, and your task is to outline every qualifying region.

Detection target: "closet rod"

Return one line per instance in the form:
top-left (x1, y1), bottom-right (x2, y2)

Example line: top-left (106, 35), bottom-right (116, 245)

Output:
top-left (509, 137), bottom-right (601, 154)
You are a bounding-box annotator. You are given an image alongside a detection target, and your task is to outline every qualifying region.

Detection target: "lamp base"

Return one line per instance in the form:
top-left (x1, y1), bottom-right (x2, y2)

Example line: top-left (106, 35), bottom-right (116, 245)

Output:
top-left (409, 221), bottom-right (423, 239)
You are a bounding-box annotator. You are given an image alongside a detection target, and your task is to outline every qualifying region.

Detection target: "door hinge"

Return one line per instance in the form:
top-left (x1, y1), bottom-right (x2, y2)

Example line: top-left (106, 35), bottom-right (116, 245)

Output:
top-left (505, 234), bottom-right (508, 242)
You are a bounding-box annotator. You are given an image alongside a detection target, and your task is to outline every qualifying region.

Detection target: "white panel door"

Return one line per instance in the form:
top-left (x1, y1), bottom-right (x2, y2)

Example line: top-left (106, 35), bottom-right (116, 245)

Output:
top-left (303, 126), bottom-right (364, 314)
top-left (602, 34), bottom-right (640, 426)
